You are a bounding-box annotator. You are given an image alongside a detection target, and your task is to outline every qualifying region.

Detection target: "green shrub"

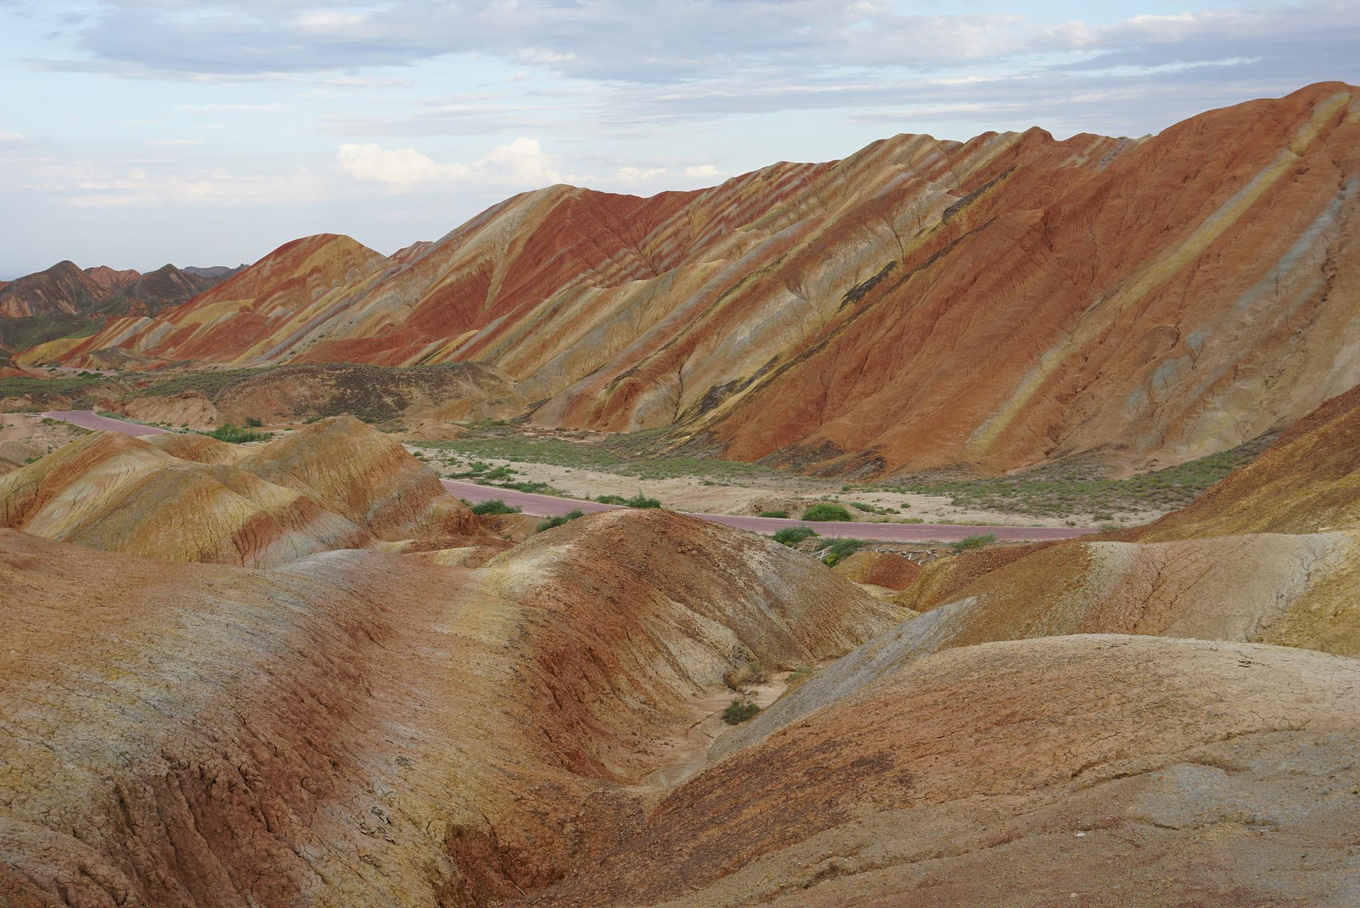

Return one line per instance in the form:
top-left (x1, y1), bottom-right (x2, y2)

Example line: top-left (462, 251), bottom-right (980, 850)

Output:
top-left (758, 510), bottom-right (789, 519)
top-left (821, 538), bottom-right (864, 567)
top-left (471, 499), bottom-right (520, 516)
top-left (244, 416), bottom-right (263, 428)
top-left (597, 493), bottom-right (662, 508)
top-left (721, 699), bottom-right (760, 725)
top-left (536, 509), bottom-right (585, 532)
top-left (203, 424), bottom-right (270, 444)
top-left (773, 526), bottom-right (818, 546)
top-left (625, 493), bottom-right (662, 509)
top-left (950, 533), bottom-right (996, 554)
top-left (800, 503), bottom-right (853, 522)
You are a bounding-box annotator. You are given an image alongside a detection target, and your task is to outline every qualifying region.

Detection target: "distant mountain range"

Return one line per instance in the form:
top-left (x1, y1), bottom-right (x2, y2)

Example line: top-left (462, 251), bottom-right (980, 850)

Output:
top-left (17, 82), bottom-right (1360, 478)
top-left (0, 260), bottom-right (244, 320)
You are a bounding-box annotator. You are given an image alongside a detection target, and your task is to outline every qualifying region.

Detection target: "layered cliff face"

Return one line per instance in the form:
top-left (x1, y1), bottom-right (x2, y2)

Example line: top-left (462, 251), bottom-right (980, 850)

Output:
top-left (0, 510), bottom-right (897, 906)
top-left (890, 382), bottom-right (1360, 664)
top-left (0, 416), bottom-right (479, 566)
top-left (25, 83), bottom-right (1360, 477)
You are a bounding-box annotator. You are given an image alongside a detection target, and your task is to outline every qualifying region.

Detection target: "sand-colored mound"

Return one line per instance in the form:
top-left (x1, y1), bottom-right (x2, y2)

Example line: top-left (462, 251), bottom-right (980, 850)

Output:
top-left (0, 432), bottom-right (369, 566)
top-left (830, 549), bottom-right (921, 590)
top-left (526, 634), bottom-right (1360, 907)
top-left (0, 507), bottom-right (893, 905)
top-left (240, 415), bottom-right (478, 539)
top-left (32, 83), bottom-right (1360, 478)
top-left (115, 389), bottom-right (221, 430)
top-left (0, 416), bottom-right (479, 565)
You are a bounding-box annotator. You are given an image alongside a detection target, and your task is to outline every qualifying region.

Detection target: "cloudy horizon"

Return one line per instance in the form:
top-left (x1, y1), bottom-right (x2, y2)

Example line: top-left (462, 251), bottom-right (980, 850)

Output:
top-left (2, 0), bottom-right (1358, 278)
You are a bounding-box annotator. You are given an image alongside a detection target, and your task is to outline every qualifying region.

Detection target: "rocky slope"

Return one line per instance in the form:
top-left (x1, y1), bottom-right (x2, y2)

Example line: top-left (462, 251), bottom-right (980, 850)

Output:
top-left (889, 381), bottom-right (1360, 669)
top-left (0, 416), bottom-right (479, 566)
top-left (25, 82), bottom-right (1360, 477)
top-left (527, 635), bottom-right (1360, 906)
top-left (0, 509), bottom-right (896, 906)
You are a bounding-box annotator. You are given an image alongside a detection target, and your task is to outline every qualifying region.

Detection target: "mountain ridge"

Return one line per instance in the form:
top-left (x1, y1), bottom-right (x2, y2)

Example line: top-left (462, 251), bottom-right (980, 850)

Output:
top-left (19, 81), bottom-right (1360, 478)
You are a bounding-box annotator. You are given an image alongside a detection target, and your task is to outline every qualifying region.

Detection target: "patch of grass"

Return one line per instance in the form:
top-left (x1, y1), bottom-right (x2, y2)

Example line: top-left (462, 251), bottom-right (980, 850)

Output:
top-left (596, 493), bottom-right (662, 508)
top-left (536, 509), bottom-right (585, 532)
top-left (800, 503), bottom-right (853, 522)
top-left (0, 374), bottom-right (109, 398)
top-left (950, 533), bottom-right (996, 554)
top-left (773, 526), bottom-right (818, 546)
top-left (758, 510), bottom-right (789, 519)
top-left (470, 498), bottom-right (520, 516)
top-left (821, 538), bottom-right (864, 567)
top-left (721, 699), bottom-right (760, 725)
top-left (245, 416), bottom-right (263, 428)
top-left (202, 424), bottom-right (270, 444)
top-left (877, 437), bottom-right (1276, 518)
top-left (0, 314), bottom-right (98, 352)
top-left (847, 501), bottom-right (890, 515)
top-left (130, 367), bottom-right (274, 400)
top-left (416, 425), bottom-right (785, 485)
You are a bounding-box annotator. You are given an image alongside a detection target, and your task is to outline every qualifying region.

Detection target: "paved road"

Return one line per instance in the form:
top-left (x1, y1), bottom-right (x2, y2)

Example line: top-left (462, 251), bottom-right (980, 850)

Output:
top-left (42, 409), bottom-right (171, 437)
top-left (42, 410), bottom-right (1096, 543)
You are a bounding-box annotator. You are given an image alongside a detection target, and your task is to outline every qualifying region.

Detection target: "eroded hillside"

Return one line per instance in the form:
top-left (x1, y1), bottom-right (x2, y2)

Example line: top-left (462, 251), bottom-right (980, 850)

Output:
top-left (22, 83), bottom-right (1360, 477)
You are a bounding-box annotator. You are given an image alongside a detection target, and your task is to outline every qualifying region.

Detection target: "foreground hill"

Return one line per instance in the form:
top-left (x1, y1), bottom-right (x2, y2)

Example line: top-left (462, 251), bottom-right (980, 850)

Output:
top-left (0, 510), bottom-right (896, 905)
top-left (527, 635), bottom-right (1360, 907)
top-left (26, 82), bottom-right (1360, 477)
top-left (0, 416), bottom-right (479, 566)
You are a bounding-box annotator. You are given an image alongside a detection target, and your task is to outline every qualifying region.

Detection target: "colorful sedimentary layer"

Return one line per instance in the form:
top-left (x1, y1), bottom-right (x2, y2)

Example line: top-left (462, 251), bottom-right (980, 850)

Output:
top-left (892, 382), bottom-right (1360, 661)
top-left (529, 635), bottom-right (1360, 906)
top-left (25, 83), bottom-right (1360, 476)
top-left (0, 509), bottom-right (896, 905)
top-left (0, 416), bottom-right (478, 566)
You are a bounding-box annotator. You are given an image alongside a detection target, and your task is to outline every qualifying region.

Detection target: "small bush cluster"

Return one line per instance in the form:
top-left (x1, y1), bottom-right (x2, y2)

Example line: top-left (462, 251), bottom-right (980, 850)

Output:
top-left (821, 538), bottom-right (864, 567)
top-left (773, 526), bottom-right (818, 546)
top-left (536, 509), bottom-right (584, 532)
top-left (722, 699), bottom-right (760, 725)
top-left (596, 493), bottom-right (662, 509)
top-left (800, 503), bottom-right (853, 522)
top-left (758, 510), bottom-right (789, 519)
top-left (950, 533), bottom-right (996, 554)
top-left (203, 424), bottom-right (270, 444)
top-left (470, 499), bottom-right (520, 516)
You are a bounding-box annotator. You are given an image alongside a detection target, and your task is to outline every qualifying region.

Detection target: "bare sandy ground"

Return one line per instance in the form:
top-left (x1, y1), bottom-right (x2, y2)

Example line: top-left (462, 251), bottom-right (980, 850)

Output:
top-left (0, 413), bottom-right (88, 471)
top-left (421, 451), bottom-right (1160, 528)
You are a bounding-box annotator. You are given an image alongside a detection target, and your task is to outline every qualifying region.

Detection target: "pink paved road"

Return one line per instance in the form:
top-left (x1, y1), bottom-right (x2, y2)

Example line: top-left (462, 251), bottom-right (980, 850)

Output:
top-left (42, 409), bottom-right (172, 437)
top-left (43, 410), bottom-right (1096, 544)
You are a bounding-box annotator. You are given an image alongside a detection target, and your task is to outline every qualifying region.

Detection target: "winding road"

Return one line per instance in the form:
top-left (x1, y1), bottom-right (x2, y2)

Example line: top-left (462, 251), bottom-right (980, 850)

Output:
top-left (41, 409), bottom-right (1096, 544)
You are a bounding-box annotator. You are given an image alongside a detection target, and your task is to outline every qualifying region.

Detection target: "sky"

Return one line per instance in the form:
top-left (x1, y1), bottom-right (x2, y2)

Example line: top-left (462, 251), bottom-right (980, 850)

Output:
top-left (1, 1), bottom-right (1358, 278)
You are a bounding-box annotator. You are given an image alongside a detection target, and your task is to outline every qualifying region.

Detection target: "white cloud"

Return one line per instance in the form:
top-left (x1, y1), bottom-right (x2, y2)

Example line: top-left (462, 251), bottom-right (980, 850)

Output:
top-left (63, 167), bottom-right (327, 207)
top-left (683, 164), bottom-right (721, 178)
top-left (615, 165), bottom-right (669, 183)
top-left (336, 137), bottom-right (562, 191)
top-left (147, 138), bottom-right (204, 147)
